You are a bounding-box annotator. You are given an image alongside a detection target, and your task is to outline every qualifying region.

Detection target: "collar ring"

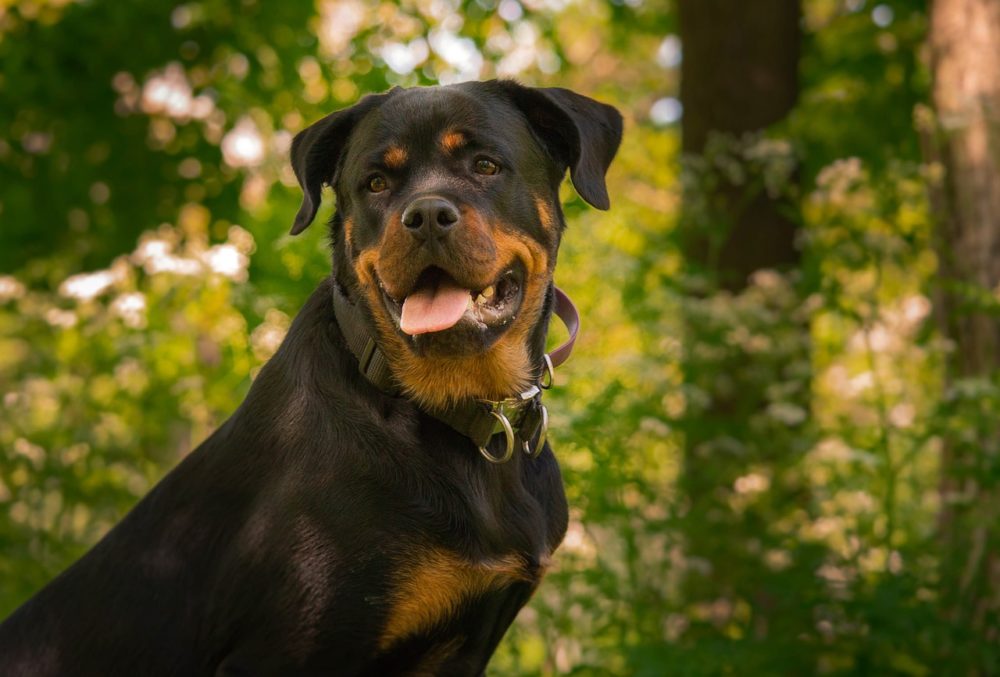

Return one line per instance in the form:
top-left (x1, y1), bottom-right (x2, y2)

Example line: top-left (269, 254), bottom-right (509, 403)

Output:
top-left (478, 410), bottom-right (515, 464)
top-left (540, 354), bottom-right (555, 390)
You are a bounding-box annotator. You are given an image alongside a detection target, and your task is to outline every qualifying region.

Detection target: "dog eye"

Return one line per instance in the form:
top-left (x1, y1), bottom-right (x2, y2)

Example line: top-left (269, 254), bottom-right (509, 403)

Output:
top-left (474, 158), bottom-right (500, 176)
top-left (367, 175), bottom-right (388, 193)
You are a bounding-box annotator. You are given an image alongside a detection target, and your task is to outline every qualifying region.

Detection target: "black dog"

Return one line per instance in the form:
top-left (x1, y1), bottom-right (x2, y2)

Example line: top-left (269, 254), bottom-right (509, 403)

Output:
top-left (0, 80), bottom-right (622, 676)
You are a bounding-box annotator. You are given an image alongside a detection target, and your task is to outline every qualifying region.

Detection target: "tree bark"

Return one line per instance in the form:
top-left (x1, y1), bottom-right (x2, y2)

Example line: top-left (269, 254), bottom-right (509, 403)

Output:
top-left (676, 0), bottom-right (807, 651)
top-left (678, 0), bottom-right (802, 290)
top-left (929, 0), bottom-right (1000, 658)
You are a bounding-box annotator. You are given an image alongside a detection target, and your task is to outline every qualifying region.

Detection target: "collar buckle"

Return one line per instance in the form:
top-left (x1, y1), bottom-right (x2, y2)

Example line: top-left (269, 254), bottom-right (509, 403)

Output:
top-left (476, 385), bottom-right (547, 463)
top-left (479, 385), bottom-right (541, 426)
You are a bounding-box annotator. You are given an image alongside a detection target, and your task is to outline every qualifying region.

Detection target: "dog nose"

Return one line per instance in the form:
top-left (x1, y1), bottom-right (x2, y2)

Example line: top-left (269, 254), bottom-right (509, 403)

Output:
top-left (401, 196), bottom-right (460, 238)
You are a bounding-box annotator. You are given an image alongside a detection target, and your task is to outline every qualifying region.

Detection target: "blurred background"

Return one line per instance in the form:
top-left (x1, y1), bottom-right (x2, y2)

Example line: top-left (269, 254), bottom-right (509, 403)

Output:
top-left (3, 0), bottom-right (999, 673)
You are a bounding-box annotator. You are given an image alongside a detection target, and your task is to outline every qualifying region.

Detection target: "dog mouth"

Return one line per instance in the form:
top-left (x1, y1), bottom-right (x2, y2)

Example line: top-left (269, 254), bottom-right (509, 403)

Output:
top-left (379, 265), bottom-right (524, 337)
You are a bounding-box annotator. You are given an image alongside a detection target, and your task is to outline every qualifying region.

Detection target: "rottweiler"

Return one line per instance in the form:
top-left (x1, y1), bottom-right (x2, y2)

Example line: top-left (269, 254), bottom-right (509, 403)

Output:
top-left (0, 80), bottom-right (622, 676)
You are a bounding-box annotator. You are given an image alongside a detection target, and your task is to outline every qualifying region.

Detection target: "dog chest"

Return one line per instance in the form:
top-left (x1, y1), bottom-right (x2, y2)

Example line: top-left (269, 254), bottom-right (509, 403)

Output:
top-left (377, 547), bottom-right (547, 650)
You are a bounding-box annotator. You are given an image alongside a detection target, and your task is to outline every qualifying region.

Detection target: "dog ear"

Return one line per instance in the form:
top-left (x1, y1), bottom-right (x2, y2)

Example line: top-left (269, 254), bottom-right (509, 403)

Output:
top-left (289, 92), bottom-right (392, 235)
top-left (501, 83), bottom-right (623, 210)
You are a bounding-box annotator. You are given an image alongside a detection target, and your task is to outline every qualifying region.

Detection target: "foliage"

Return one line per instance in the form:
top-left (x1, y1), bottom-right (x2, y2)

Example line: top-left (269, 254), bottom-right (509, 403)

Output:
top-left (1, 0), bottom-right (993, 674)
top-left (0, 223), bottom-right (263, 610)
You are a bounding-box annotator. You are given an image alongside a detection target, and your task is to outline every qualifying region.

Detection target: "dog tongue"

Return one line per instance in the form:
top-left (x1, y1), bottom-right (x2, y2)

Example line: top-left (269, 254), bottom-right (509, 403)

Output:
top-left (400, 277), bottom-right (471, 335)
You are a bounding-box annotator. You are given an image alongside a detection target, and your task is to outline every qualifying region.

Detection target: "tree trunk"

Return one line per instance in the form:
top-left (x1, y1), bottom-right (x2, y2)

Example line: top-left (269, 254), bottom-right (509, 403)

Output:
top-left (929, 0), bottom-right (1000, 660)
top-left (676, 0), bottom-right (808, 653)
top-left (679, 0), bottom-right (801, 290)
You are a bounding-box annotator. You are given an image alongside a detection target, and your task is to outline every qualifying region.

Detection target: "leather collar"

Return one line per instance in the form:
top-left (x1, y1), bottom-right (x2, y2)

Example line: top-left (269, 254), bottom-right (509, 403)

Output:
top-left (331, 283), bottom-right (579, 462)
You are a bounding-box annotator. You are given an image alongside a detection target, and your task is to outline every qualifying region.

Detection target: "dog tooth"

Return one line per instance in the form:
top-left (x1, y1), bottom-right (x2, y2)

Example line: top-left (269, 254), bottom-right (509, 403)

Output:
top-left (475, 293), bottom-right (487, 305)
top-left (481, 285), bottom-right (495, 299)
top-left (466, 297), bottom-right (475, 311)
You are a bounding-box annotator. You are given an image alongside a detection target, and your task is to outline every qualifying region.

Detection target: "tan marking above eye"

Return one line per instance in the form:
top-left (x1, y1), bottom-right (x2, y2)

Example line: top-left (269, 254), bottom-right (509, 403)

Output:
top-left (383, 145), bottom-right (408, 169)
top-left (439, 130), bottom-right (466, 153)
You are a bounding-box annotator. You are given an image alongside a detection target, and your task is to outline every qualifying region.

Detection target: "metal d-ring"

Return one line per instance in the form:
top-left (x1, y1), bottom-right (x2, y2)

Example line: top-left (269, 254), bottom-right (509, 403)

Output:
top-left (540, 354), bottom-right (555, 390)
top-left (521, 404), bottom-right (549, 458)
top-left (478, 410), bottom-right (515, 464)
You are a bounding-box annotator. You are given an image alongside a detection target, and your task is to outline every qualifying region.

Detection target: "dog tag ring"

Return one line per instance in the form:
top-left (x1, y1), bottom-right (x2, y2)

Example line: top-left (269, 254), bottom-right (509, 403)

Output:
top-left (478, 410), bottom-right (515, 464)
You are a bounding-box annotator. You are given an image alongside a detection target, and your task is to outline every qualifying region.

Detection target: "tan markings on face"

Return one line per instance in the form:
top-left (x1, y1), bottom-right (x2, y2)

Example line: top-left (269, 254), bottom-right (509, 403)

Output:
top-left (379, 549), bottom-right (543, 650)
top-left (354, 248), bottom-right (400, 364)
top-left (388, 229), bottom-right (549, 409)
top-left (481, 226), bottom-right (551, 378)
top-left (358, 211), bottom-right (554, 409)
top-left (384, 145), bottom-right (408, 169)
top-left (439, 130), bottom-right (466, 154)
top-left (534, 195), bottom-right (557, 232)
top-left (342, 217), bottom-right (355, 256)
top-left (491, 226), bottom-right (551, 278)
top-left (354, 248), bottom-right (380, 290)
top-left (376, 209), bottom-right (496, 300)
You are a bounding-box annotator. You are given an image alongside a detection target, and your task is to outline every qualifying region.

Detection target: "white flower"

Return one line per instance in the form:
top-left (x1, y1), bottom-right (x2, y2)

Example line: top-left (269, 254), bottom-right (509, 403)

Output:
top-left (734, 472), bottom-right (770, 495)
top-left (203, 244), bottom-right (249, 281)
top-left (59, 269), bottom-right (122, 301)
top-left (222, 117), bottom-right (265, 168)
top-left (111, 292), bottom-right (147, 328)
top-left (0, 275), bottom-right (26, 302)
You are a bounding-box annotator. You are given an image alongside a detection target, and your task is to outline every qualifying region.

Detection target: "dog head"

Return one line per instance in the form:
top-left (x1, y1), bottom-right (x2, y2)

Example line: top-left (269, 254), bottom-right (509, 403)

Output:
top-left (290, 81), bottom-right (622, 409)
